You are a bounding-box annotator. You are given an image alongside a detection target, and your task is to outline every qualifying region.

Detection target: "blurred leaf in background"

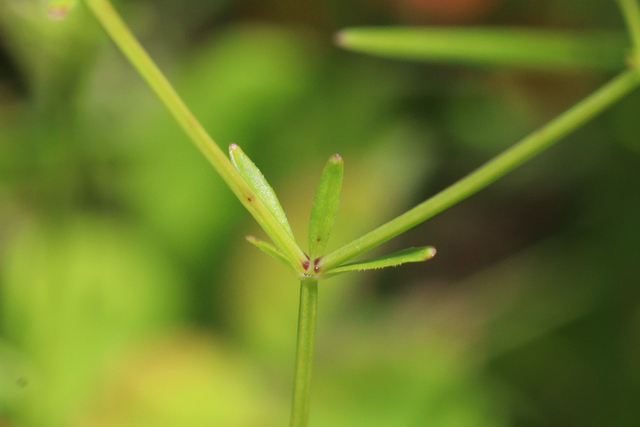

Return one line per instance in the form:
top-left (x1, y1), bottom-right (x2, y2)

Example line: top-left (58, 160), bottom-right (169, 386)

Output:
top-left (1, 217), bottom-right (187, 425)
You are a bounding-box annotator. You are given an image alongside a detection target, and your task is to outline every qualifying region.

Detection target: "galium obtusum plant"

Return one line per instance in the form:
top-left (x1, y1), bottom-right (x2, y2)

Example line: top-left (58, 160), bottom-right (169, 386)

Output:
top-left (53, 0), bottom-right (640, 425)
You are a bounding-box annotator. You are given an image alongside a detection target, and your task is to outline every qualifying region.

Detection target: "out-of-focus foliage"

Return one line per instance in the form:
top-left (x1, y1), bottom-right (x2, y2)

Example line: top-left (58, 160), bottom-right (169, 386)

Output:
top-left (0, 0), bottom-right (639, 426)
top-left (337, 28), bottom-right (628, 70)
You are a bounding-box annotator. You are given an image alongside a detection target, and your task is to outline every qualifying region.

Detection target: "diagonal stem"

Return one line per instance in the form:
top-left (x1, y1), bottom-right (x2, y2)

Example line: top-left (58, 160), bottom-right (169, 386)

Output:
top-left (80, 0), bottom-right (306, 266)
top-left (618, 0), bottom-right (640, 52)
top-left (290, 278), bottom-right (318, 427)
top-left (320, 69), bottom-right (640, 270)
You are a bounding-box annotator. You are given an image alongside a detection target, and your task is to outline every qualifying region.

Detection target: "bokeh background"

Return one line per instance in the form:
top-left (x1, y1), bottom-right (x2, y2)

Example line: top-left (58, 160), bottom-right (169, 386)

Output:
top-left (1, 0), bottom-right (640, 425)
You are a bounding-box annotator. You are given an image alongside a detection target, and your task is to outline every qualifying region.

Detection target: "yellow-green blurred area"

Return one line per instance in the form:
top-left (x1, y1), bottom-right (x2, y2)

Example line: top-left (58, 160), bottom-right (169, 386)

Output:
top-left (1, 0), bottom-right (640, 425)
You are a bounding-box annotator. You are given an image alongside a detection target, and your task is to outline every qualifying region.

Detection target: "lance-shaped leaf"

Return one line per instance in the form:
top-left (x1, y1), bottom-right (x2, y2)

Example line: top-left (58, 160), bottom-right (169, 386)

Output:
top-left (246, 235), bottom-right (299, 273)
top-left (336, 28), bottom-right (626, 71)
top-left (322, 246), bottom-right (436, 279)
top-left (230, 144), bottom-right (295, 240)
top-left (308, 154), bottom-right (344, 259)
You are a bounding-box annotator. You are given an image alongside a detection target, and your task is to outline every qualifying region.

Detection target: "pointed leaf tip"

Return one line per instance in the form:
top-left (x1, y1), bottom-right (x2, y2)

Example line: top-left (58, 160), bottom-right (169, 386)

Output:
top-left (426, 247), bottom-right (437, 259)
top-left (308, 154), bottom-right (344, 259)
top-left (334, 30), bottom-right (349, 47)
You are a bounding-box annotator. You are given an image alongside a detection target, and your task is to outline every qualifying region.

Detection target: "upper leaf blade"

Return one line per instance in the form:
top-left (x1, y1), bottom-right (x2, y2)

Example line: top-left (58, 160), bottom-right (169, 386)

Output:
top-left (229, 144), bottom-right (295, 239)
top-left (323, 246), bottom-right (436, 279)
top-left (336, 28), bottom-right (627, 71)
top-left (308, 154), bottom-right (344, 259)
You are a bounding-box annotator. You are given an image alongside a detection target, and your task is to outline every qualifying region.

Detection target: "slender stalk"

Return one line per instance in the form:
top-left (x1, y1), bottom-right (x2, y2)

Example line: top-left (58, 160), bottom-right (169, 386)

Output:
top-left (320, 69), bottom-right (640, 270)
top-left (290, 278), bottom-right (318, 427)
top-left (80, 0), bottom-right (306, 266)
top-left (618, 0), bottom-right (640, 52)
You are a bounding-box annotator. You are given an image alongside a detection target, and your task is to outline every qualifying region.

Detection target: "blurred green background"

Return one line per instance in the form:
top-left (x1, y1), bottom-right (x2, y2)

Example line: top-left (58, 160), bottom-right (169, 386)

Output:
top-left (1, 0), bottom-right (640, 426)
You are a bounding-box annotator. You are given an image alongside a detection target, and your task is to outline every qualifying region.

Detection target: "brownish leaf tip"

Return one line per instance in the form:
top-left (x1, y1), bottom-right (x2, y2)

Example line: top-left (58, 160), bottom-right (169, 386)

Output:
top-left (48, 7), bottom-right (69, 20)
top-left (333, 31), bottom-right (348, 47)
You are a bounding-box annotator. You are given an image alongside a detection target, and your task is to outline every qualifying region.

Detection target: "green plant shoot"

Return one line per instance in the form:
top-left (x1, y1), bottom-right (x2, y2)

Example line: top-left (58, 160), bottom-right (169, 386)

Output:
top-left (71, 0), bottom-right (640, 426)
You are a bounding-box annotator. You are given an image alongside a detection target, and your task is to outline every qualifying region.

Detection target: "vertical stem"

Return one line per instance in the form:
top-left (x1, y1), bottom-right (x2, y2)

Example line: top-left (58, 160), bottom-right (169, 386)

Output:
top-left (290, 278), bottom-right (319, 427)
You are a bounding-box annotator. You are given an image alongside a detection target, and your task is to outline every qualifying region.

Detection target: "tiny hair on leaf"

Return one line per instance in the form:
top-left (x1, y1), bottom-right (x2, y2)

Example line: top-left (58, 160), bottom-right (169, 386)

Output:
top-left (323, 246), bottom-right (436, 279)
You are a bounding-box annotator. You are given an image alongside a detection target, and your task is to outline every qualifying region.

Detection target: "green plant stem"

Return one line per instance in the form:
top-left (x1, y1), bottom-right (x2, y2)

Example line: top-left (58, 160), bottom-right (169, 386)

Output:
top-left (290, 278), bottom-right (318, 427)
top-left (320, 68), bottom-right (640, 270)
top-left (618, 0), bottom-right (640, 52)
top-left (80, 0), bottom-right (306, 266)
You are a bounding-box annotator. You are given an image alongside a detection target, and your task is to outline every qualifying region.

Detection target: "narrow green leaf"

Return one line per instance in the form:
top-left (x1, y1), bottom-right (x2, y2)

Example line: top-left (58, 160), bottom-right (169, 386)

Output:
top-left (230, 144), bottom-right (295, 239)
top-left (246, 235), bottom-right (298, 272)
top-left (336, 28), bottom-right (627, 70)
top-left (323, 246), bottom-right (436, 279)
top-left (308, 154), bottom-right (344, 259)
